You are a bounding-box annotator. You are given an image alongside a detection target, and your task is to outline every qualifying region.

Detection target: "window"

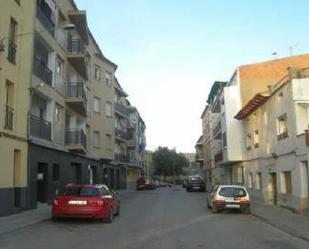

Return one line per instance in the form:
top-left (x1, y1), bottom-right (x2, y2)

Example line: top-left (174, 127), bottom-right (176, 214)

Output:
top-left (277, 114), bottom-right (288, 140)
top-left (253, 130), bottom-right (259, 148)
top-left (222, 132), bottom-right (227, 147)
top-left (5, 81), bottom-right (14, 130)
top-left (56, 58), bottom-right (63, 77)
top-left (248, 172), bottom-right (253, 188)
top-left (105, 101), bottom-right (112, 117)
top-left (105, 134), bottom-right (112, 150)
top-left (256, 173), bottom-right (262, 190)
top-left (53, 164), bottom-right (60, 181)
top-left (105, 71), bottom-right (112, 87)
top-left (8, 18), bottom-right (18, 64)
top-left (246, 134), bottom-right (252, 150)
top-left (93, 131), bottom-right (101, 148)
top-left (55, 104), bottom-right (62, 123)
top-left (93, 97), bottom-right (100, 113)
top-left (281, 171), bottom-right (292, 194)
top-left (94, 65), bottom-right (100, 80)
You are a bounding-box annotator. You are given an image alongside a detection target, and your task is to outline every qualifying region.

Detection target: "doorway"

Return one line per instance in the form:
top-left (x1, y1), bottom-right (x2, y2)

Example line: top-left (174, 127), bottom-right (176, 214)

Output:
top-left (37, 163), bottom-right (48, 203)
top-left (270, 173), bottom-right (277, 205)
top-left (71, 163), bottom-right (82, 184)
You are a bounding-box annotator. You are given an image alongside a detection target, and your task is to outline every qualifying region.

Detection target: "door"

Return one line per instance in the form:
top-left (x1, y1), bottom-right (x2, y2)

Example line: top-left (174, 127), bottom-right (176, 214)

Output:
top-left (270, 173), bottom-right (277, 205)
top-left (37, 163), bottom-right (48, 203)
top-left (71, 163), bottom-right (82, 184)
top-left (116, 169), bottom-right (120, 189)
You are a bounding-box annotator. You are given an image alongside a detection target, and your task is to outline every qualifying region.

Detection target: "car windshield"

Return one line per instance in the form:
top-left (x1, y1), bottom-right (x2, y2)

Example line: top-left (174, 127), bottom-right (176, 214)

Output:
top-left (219, 187), bottom-right (247, 197)
top-left (63, 187), bottom-right (99, 197)
top-left (189, 177), bottom-right (202, 183)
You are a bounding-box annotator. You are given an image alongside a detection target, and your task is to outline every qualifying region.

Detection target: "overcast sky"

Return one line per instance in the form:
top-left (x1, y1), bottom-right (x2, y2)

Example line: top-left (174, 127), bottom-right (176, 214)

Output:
top-left (76, 0), bottom-right (309, 153)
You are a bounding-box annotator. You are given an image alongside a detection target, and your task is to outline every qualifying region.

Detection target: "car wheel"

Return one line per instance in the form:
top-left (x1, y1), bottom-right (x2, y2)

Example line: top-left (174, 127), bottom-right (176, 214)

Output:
top-left (115, 205), bottom-right (120, 216)
top-left (51, 216), bottom-right (59, 222)
top-left (243, 207), bottom-right (251, 215)
top-left (211, 205), bottom-right (218, 214)
top-left (201, 188), bottom-right (206, 192)
top-left (106, 208), bottom-right (113, 223)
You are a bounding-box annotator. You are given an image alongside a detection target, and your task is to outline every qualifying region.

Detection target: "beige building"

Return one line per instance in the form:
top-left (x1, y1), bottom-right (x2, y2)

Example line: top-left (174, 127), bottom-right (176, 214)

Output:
top-left (0, 0), bottom-right (146, 216)
top-left (235, 68), bottom-right (309, 214)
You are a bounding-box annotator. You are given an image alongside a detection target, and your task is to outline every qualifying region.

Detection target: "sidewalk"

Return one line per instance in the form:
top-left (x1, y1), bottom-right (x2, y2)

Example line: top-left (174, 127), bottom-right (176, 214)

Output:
top-left (0, 189), bottom-right (134, 236)
top-left (251, 201), bottom-right (309, 242)
top-left (0, 203), bottom-right (50, 236)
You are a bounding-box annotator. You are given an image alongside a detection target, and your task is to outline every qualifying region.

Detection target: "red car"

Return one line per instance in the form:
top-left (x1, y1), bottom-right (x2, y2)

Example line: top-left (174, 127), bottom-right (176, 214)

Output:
top-left (52, 184), bottom-right (120, 223)
top-left (136, 177), bottom-right (155, 190)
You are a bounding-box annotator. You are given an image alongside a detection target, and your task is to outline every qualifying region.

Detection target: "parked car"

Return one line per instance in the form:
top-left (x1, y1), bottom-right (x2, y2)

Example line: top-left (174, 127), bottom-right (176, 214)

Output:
top-left (186, 176), bottom-right (206, 192)
top-left (136, 177), bottom-right (155, 190)
top-left (52, 184), bottom-right (120, 223)
top-left (159, 181), bottom-right (173, 187)
top-left (206, 185), bottom-right (250, 214)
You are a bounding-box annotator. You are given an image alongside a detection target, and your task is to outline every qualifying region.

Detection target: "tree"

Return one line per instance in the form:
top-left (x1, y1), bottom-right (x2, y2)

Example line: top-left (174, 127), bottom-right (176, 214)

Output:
top-left (153, 147), bottom-right (189, 181)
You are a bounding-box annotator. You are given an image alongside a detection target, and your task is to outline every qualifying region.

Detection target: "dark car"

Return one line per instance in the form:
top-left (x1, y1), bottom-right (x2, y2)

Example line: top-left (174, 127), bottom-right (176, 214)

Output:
top-left (136, 177), bottom-right (155, 190)
top-left (186, 176), bottom-right (206, 192)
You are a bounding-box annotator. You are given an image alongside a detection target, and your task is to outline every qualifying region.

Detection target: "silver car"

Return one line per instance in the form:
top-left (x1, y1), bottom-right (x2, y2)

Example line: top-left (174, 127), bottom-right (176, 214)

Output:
top-left (206, 185), bottom-right (251, 214)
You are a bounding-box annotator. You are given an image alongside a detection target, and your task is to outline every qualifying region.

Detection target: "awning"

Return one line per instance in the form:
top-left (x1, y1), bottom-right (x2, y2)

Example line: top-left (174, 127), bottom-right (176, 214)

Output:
top-left (234, 93), bottom-right (270, 120)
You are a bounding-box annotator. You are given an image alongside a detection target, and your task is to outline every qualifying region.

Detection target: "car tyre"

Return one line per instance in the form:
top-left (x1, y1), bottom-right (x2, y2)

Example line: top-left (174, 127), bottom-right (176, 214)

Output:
top-left (51, 216), bottom-right (59, 222)
top-left (201, 187), bottom-right (206, 192)
top-left (211, 205), bottom-right (218, 214)
top-left (243, 207), bottom-right (251, 215)
top-left (115, 205), bottom-right (120, 216)
top-left (106, 208), bottom-right (113, 223)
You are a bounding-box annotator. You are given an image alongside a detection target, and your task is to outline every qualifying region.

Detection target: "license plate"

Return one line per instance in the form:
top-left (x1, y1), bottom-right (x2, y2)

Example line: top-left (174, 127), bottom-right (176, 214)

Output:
top-left (193, 187), bottom-right (200, 189)
top-left (68, 200), bottom-right (87, 205)
top-left (225, 197), bottom-right (234, 202)
top-left (226, 204), bottom-right (240, 208)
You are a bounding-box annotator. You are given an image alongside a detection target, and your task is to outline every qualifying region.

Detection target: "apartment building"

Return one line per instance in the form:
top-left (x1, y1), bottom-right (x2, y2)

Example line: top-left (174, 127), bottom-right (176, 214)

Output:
top-left (199, 55), bottom-right (309, 190)
top-left (0, 0), bottom-right (146, 216)
top-left (0, 0), bottom-right (33, 216)
top-left (235, 68), bottom-right (309, 214)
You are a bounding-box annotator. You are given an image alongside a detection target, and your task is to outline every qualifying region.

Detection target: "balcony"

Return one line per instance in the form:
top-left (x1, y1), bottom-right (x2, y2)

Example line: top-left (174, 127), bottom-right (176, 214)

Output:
top-left (65, 82), bottom-right (87, 115)
top-left (213, 122), bottom-right (222, 139)
top-left (36, 1), bottom-right (55, 36)
top-left (30, 114), bottom-right (51, 141)
top-left (33, 57), bottom-right (52, 86)
top-left (127, 138), bottom-right (137, 148)
top-left (114, 102), bottom-right (129, 118)
top-left (65, 129), bottom-right (87, 154)
top-left (67, 37), bottom-right (87, 80)
top-left (67, 10), bottom-right (89, 45)
top-left (214, 151), bottom-right (223, 163)
top-left (114, 127), bottom-right (130, 141)
top-left (7, 40), bottom-right (17, 64)
top-left (114, 153), bottom-right (130, 163)
top-left (4, 105), bottom-right (14, 130)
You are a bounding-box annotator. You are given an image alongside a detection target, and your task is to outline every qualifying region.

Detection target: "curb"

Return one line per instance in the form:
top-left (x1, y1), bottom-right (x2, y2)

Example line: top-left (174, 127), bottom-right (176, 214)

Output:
top-left (251, 211), bottom-right (309, 243)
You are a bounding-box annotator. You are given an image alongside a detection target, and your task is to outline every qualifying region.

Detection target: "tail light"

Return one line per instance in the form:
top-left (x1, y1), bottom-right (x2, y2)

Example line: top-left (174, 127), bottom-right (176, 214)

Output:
top-left (213, 196), bottom-right (225, 204)
top-left (53, 199), bottom-right (59, 206)
top-left (239, 197), bottom-right (250, 204)
top-left (96, 200), bottom-right (104, 206)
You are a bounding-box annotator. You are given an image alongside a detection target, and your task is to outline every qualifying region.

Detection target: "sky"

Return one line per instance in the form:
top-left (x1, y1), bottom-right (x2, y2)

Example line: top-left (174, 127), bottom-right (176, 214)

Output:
top-left (76, 0), bottom-right (309, 153)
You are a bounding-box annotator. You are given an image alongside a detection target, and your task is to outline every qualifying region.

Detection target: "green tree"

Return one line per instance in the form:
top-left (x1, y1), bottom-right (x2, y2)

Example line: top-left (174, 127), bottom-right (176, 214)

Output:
top-left (153, 147), bottom-right (189, 181)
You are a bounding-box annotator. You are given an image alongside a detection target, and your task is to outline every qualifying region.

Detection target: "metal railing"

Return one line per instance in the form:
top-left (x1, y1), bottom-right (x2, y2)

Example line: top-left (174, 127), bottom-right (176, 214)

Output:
top-left (65, 82), bottom-right (87, 107)
top-left (114, 127), bottom-right (130, 140)
top-left (65, 129), bottom-right (87, 149)
top-left (114, 153), bottom-right (130, 163)
top-left (36, 1), bottom-right (55, 36)
top-left (67, 38), bottom-right (85, 54)
top-left (7, 40), bottom-right (17, 64)
top-left (33, 57), bottom-right (52, 86)
top-left (30, 114), bottom-right (52, 140)
top-left (4, 105), bottom-right (14, 130)
top-left (114, 102), bottom-right (129, 117)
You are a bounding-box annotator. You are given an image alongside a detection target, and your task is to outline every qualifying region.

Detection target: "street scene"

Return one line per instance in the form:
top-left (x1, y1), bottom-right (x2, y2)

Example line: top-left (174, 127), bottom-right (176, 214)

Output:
top-left (1, 187), bottom-right (309, 249)
top-left (2, 0), bottom-right (309, 248)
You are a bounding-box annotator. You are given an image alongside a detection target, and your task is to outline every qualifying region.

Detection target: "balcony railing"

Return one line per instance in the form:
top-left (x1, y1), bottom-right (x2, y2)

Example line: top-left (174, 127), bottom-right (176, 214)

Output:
top-left (4, 105), bottom-right (14, 130)
top-left (30, 114), bottom-right (51, 140)
top-left (65, 82), bottom-right (87, 107)
top-left (114, 102), bottom-right (129, 117)
top-left (36, 1), bottom-right (55, 36)
top-left (213, 122), bottom-right (221, 137)
top-left (214, 152), bottom-right (223, 163)
top-left (114, 153), bottom-right (130, 163)
top-left (67, 38), bottom-right (85, 55)
top-left (33, 57), bottom-right (52, 86)
top-left (114, 127), bottom-right (131, 140)
top-left (65, 129), bottom-right (87, 149)
top-left (277, 131), bottom-right (288, 140)
top-left (7, 40), bottom-right (17, 64)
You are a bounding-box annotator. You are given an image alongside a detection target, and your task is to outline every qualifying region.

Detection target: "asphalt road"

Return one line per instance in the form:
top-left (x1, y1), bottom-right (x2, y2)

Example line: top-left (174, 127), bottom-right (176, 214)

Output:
top-left (0, 186), bottom-right (309, 249)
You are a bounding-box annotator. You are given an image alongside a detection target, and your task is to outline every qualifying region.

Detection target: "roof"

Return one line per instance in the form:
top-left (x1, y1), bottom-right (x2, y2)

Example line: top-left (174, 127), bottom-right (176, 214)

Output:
top-left (234, 93), bottom-right (270, 120)
top-left (239, 54), bottom-right (309, 79)
top-left (207, 81), bottom-right (227, 104)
